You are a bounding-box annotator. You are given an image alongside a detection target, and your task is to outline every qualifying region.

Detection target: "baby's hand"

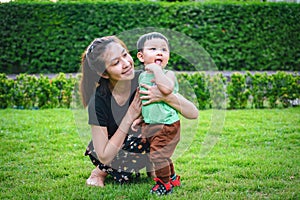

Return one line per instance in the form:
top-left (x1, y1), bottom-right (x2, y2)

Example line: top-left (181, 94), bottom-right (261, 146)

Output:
top-left (131, 118), bottom-right (143, 132)
top-left (145, 63), bottom-right (161, 73)
top-left (138, 133), bottom-right (147, 143)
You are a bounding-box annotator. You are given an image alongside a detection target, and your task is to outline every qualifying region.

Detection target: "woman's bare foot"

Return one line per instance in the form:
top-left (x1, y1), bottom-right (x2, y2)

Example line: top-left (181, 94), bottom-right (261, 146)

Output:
top-left (86, 167), bottom-right (107, 187)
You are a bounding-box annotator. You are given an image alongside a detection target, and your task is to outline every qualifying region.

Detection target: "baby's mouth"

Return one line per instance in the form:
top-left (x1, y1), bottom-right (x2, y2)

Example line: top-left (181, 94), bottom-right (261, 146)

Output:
top-left (155, 59), bottom-right (162, 65)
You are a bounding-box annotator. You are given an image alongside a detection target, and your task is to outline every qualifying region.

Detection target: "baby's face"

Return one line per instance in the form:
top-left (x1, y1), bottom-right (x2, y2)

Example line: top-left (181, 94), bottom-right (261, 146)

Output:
top-left (141, 38), bottom-right (170, 68)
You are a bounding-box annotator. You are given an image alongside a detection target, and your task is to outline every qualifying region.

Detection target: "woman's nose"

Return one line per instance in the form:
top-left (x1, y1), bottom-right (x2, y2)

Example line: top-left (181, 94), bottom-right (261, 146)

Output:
top-left (121, 57), bottom-right (130, 67)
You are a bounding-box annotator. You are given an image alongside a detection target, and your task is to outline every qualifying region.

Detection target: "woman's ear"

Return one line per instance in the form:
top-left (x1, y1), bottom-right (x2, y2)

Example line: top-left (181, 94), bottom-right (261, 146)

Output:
top-left (98, 71), bottom-right (109, 79)
top-left (137, 52), bottom-right (144, 62)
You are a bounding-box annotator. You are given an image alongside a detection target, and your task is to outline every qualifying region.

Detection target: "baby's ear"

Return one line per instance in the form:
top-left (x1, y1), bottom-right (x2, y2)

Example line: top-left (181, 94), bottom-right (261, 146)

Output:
top-left (137, 52), bottom-right (144, 62)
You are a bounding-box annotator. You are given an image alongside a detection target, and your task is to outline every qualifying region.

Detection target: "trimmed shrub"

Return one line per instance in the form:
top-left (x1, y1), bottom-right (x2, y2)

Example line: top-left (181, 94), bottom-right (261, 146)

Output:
top-left (246, 72), bottom-right (269, 108)
top-left (268, 71), bottom-right (300, 108)
top-left (0, 2), bottom-right (299, 73)
top-left (208, 73), bottom-right (227, 109)
top-left (0, 73), bottom-right (76, 109)
top-left (0, 72), bottom-right (298, 110)
top-left (0, 74), bottom-right (14, 109)
top-left (227, 73), bottom-right (250, 109)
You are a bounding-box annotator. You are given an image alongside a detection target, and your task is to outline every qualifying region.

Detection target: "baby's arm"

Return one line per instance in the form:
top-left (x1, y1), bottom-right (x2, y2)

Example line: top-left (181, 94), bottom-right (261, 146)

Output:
top-left (145, 63), bottom-right (175, 95)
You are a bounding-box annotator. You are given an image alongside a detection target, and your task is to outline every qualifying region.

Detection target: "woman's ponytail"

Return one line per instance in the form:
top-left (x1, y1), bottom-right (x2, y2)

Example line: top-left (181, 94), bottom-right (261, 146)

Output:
top-left (80, 52), bottom-right (99, 108)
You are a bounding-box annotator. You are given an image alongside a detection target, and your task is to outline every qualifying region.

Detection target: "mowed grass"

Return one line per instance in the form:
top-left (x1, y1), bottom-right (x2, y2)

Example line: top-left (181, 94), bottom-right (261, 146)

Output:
top-left (0, 108), bottom-right (299, 200)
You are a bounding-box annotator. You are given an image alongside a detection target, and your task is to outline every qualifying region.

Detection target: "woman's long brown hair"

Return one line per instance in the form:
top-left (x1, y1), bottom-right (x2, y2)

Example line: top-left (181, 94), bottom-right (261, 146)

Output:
top-left (79, 36), bottom-right (128, 108)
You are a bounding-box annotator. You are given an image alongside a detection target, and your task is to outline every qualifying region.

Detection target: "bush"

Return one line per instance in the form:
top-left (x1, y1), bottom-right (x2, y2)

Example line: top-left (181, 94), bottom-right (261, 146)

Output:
top-left (0, 73), bottom-right (76, 109)
top-left (179, 71), bottom-right (299, 110)
top-left (0, 72), bottom-right (298, 110)
top-left (182, 72), bottom-right (211, 109)
top-left (268, 71), bottom-right (300, 108)
top-left (208, 73), bottom-right (227, 109)
top-left (246, 72), bottom-right (269, 108)
top-left (0, 2), bottom-right (299, 73)
top-left (0, 74), bottom-right (14, 109)
top-left (12, 74), bottom-right (39, 109)
top-left (227, 73), bottom-right (250, 109)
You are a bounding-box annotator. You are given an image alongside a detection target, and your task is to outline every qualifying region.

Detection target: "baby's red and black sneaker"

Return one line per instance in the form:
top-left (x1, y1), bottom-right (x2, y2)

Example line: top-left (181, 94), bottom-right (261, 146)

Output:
top-left (170, 174), bottom-right (181, 187)
top-left (150, 177), bottom-right (173, 195)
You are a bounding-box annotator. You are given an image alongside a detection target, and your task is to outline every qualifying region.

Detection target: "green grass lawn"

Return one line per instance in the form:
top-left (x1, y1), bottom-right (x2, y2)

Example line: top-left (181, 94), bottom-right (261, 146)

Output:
top-left (0, 108), bottom-right (299, 199)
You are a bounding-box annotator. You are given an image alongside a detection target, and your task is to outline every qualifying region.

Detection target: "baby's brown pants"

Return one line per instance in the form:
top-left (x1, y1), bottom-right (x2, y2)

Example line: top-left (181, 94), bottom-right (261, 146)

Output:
top-left (142, 120), bottom-right (180, 183)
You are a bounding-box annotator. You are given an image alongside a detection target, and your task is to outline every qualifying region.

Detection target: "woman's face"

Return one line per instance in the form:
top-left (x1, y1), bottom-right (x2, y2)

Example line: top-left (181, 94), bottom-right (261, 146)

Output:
top-left (103, 42), bottom-right (135, 82)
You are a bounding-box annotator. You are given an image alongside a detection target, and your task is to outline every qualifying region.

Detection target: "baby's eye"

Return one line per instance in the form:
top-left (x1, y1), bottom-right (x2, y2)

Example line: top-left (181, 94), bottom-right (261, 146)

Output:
top-left (162, 48), bottom-right (168, 52)
top-left (150, 48), bottom-right (156, 51)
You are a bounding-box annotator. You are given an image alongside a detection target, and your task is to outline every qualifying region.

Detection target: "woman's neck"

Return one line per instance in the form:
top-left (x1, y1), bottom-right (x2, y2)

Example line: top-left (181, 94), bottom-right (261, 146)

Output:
top-left (110, 80), bottom-right (131, 106)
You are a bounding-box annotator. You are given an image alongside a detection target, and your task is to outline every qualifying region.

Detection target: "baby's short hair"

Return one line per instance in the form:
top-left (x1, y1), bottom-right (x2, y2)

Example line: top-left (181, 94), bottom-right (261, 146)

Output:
top-left (137, 32), bottom-right (170, 52)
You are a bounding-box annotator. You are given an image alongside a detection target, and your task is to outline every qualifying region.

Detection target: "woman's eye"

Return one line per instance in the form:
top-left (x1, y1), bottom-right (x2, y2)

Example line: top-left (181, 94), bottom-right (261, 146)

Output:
top-left (123, 52), bottom-right (127, 57)
top-left (113, 60), bottom-right (119, 66)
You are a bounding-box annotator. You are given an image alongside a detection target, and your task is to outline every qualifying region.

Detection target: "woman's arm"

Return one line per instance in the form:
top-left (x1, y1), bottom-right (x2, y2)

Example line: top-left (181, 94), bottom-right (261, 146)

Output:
top-left (92, 91), bottom-right (142, 165)
top-left (164, 92), bottom-right (199, 119)
top-left (139, 84), bottom-right (198, 119)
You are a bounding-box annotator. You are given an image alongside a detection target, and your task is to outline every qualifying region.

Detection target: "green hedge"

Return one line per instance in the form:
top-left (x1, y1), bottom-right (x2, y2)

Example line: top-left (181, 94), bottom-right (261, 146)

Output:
top-left (1, 72), bottom-right (299, 109)
top-left (0, 73), bottom-right (77, 109)
top-left (0, 2), bottom-right (299, 74)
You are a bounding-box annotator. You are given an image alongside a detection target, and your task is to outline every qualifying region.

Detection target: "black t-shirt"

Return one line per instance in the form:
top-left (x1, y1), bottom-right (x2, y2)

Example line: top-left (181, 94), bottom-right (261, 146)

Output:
top-left (88, 70), bottom-right (142, 139)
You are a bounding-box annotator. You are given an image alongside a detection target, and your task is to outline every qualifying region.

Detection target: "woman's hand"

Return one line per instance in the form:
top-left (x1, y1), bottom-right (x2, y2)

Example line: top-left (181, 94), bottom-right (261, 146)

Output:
top-left (139, 84), bottom-right (164, 106)
top-left (139, 84), bottom-right (198, 119)
top-left (127, 89), bottom-right (142, 121)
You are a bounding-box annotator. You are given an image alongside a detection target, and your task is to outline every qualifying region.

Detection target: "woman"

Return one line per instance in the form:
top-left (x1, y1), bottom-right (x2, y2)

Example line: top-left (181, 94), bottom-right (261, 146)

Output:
top-left (80, 36), bottom-right (198, 187)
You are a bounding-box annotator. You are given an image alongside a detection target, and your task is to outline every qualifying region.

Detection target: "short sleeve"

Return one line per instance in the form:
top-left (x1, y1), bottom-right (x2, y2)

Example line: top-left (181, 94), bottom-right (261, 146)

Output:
top-left (87, 95), bottom-right (100, 126)
top-left (87, 92), bottom-right (109, 127)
